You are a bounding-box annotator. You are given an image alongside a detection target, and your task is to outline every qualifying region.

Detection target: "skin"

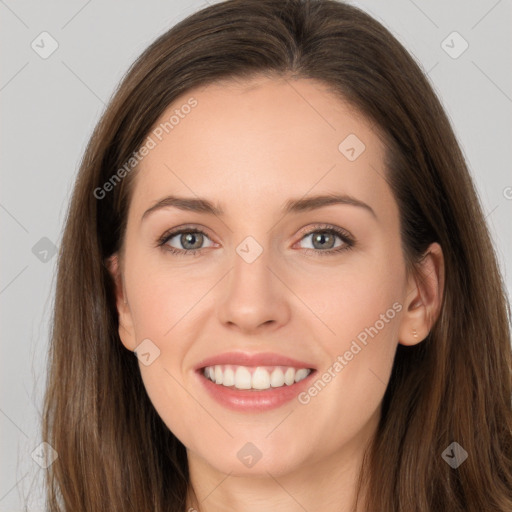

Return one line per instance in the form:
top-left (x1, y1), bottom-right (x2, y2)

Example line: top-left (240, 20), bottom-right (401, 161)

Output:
top-left (108, 75), bottom-right (444, 512)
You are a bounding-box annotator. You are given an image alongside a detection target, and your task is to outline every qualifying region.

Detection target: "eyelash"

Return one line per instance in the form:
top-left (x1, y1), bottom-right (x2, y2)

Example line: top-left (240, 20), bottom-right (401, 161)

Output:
top-left (156, 224), bottom-right (356, 257)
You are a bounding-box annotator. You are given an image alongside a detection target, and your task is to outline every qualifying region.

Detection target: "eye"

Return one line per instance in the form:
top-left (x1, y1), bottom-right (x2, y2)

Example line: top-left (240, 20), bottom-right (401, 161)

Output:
top-left (156, 223), bottom-right (355, 257)
top-left (296, 224), bottom-right (355, 256)
top-left (157, 227), bottom-right (216, 256)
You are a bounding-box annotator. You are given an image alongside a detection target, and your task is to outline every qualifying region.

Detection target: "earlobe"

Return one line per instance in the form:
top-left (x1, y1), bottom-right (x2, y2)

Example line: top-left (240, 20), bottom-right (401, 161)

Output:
top-left (398, 242), bottom-right (445, 346)
top-left (106, 253), bottom-right (136, 351)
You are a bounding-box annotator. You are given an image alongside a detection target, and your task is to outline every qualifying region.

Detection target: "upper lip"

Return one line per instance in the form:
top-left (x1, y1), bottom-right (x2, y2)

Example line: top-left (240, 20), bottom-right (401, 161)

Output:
top-left (194, 351), bottom-right (316, 371)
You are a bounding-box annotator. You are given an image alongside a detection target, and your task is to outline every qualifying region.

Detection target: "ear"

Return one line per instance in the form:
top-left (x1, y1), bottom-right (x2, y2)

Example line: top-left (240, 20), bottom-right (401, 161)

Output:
top-left (106, 253), bottom-right (136, 351)
top-left (398, 242), bottom-right (445, 346)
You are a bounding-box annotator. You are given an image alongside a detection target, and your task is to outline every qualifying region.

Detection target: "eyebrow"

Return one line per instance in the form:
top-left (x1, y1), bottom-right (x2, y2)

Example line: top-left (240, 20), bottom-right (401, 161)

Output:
top-left (141, 193), bottom-right (376, 221)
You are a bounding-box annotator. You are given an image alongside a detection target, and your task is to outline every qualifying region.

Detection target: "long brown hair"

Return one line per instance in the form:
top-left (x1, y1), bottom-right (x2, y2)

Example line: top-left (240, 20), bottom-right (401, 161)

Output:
top-left (42, 0), bottom-right (512, 510)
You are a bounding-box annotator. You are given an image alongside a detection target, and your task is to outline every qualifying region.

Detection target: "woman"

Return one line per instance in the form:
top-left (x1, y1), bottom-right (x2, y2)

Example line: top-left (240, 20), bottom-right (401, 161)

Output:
top-left (42, 0), bottom-right (512, 510)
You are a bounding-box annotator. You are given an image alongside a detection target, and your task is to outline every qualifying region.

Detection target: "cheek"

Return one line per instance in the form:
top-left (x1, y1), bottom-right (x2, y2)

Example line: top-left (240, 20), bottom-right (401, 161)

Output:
top-left (299, 253), bottom-right (403, 346)
top-left (124, 252), bottom-right (210, 341)
top-left (294, 251), bottom-right (403, 404)
top-left (122, 256), bottom-right (205, 439)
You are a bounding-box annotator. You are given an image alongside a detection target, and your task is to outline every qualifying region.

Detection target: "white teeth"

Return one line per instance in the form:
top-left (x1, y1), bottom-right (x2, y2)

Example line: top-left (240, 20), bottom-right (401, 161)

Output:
top-left (223, 367), bottom-right (235, 386)
top-left (214, 365), bottom-right (223, 385)
top-left (252, 367), bottom-right (270, 390)
top-left (203, 365), bottom-right (312, 390)
top-left (234, 366), bottom-right (252, 389)
top-left (284, 367), bottom-right (295, 386)
top-left (294, 368), bottom-right (310, 382)
top-left (270, 368), bottom-right (285, 387)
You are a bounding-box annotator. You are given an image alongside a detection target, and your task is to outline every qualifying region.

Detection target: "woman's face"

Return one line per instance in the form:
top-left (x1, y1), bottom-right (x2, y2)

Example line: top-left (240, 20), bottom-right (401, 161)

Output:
top-left (110, 76), bottom-right (436, 482)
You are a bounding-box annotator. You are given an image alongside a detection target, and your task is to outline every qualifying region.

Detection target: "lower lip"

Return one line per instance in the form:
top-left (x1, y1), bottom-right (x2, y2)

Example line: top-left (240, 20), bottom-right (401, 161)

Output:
top-left (196, 369), bottom-right (316, 412)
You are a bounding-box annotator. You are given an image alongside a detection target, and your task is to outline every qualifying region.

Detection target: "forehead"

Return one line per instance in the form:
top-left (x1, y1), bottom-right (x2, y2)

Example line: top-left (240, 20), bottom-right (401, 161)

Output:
top-left (129, 76), bottom-right (395, 222)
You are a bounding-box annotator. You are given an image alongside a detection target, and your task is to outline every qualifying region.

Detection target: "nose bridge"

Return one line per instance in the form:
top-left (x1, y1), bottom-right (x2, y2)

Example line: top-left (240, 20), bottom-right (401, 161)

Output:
top-left (233, 234), bottom-right (271, 288)
top-left (230, 233), bottom-right (275, 301)
top-left (217, 233), bottom-right (291, 331)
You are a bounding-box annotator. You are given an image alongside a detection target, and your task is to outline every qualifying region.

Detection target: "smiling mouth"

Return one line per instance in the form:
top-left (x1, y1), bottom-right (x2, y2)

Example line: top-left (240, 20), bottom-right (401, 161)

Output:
top-left (200, 364), bottom-right (315, 391)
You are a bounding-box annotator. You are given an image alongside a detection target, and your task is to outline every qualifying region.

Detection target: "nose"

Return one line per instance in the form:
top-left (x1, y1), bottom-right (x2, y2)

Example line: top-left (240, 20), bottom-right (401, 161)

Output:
top-left (217, 242), bottom-right (291, 334)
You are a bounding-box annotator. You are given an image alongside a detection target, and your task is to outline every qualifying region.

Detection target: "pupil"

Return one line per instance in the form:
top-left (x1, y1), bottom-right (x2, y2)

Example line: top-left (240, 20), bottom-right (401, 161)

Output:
top-left (313, 232), bottom-right (334, 249)
top-left (182, 233), bottom-right (202, 249)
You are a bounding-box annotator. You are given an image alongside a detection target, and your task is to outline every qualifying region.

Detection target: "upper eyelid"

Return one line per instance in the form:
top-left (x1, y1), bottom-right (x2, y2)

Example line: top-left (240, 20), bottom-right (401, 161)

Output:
top-left (296, 223), bottom-right (352, 238)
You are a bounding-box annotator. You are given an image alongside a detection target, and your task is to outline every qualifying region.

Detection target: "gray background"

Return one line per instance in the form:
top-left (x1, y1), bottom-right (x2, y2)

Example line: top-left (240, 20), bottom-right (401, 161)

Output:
top-left (1, 0), bottom-right (511, 510)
